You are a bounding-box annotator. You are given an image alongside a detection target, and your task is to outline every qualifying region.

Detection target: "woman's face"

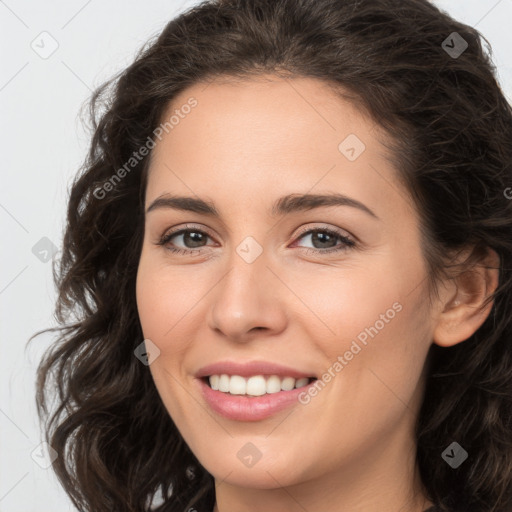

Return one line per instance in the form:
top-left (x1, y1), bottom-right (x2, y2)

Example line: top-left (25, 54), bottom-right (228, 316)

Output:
top-left (136, 75), bottom-right (439, 491)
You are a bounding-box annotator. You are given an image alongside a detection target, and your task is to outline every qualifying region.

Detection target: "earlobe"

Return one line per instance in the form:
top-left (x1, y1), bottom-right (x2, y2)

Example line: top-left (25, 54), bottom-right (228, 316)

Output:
top-left (432, 247), bottom-right (500, 348)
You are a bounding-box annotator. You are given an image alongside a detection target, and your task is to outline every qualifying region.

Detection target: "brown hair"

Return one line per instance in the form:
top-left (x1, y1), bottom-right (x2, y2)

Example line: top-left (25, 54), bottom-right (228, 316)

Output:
top-left (30, 0), bottom-right (512, 510)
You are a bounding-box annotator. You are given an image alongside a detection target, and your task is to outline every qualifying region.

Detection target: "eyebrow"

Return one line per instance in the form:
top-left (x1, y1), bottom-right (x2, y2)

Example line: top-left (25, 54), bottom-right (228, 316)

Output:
top-left (146, 192), bottom-right (379, 220)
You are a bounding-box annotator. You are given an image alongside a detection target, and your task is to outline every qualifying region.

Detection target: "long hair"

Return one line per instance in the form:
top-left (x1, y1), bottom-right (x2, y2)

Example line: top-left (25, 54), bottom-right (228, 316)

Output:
top-left (30, 0), bottom-right (512, 510)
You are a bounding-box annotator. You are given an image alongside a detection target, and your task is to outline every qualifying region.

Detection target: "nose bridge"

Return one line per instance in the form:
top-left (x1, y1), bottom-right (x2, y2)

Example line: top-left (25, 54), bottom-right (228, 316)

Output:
top-left (208, 235), bottom-right (287, 339)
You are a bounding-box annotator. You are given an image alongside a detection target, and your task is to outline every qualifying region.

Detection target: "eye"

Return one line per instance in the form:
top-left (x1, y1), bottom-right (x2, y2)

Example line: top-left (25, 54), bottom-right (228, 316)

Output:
top-left (156, 224), bottom-right (215, 255)
top-left (291, 225), bottom-right (356, 254)
top-left (155, 224), bottom-right (356, 256)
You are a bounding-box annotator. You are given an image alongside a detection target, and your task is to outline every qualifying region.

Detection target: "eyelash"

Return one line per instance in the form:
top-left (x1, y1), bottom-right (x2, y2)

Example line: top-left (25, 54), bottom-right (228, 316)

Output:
top-left (156, 224), bottom-right (356, 256)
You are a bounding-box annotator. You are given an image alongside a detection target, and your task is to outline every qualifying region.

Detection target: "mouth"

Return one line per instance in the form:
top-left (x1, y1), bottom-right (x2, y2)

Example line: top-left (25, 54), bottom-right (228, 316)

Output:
top-left (202, 374), bottom-right (317, 396)
top-left (194, 360), bottom-right (320, 421)
top-left (197, 374), bottom-right (319, 422)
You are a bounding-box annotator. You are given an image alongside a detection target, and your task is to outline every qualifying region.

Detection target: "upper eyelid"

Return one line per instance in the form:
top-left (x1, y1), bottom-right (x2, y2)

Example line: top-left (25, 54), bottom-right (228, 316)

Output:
top-left (162, 224), bottom-right (217, 241)
top-left (294, 224), bottom-right (354, 240)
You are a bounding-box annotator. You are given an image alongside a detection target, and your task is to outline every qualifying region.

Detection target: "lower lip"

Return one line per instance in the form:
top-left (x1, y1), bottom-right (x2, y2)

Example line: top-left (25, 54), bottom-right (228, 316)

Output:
top-left (197, 378), bottom-right (316, 421)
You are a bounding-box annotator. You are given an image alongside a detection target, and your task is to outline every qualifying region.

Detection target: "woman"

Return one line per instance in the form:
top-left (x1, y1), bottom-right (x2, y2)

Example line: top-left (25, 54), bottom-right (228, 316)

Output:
top-left (31, 0), bottom-right (512, 511)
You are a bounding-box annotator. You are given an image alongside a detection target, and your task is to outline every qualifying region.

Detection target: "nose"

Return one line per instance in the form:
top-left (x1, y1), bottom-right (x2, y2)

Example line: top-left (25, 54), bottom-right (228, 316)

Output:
top-left (207, 247), bottom-right (288, 342)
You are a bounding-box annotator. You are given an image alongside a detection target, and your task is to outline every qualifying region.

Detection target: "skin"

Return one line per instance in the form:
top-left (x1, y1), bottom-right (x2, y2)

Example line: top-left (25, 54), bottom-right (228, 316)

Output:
top-left (135, 74), bottom-right (499, 512)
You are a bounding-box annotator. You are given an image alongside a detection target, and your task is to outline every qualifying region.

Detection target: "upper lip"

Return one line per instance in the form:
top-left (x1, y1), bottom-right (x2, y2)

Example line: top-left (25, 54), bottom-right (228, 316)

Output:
top-left (195, 360), bottom-right (317, 379)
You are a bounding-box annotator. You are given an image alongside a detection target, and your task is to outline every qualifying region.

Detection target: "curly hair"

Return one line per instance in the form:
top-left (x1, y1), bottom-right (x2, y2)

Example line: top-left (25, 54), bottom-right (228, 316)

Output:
top-left (29, 0), bottom-right (512, 511)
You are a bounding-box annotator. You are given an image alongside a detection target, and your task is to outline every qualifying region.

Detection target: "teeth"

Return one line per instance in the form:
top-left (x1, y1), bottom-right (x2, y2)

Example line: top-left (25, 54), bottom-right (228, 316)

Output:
top-left (207, 374), bottom-right (313, 396)
top-left (281, 377), bottom-right (295, 391)
top-left (218, 374), bottom-right (230, 392)
top-left (295, 377), bottom-right (309, 388)
top-left (229, 375), bottom-right (246, 395)
top-left (246, 376), bottom-right (266, 396)
top-left (209, 374), bottom-right (220, 390)
top-left (266, 375), bottom-right (281, 394)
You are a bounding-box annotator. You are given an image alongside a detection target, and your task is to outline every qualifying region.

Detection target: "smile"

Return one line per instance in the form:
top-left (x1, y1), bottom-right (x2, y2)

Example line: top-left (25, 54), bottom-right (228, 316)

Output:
top-left (195, 360), bottom-right (319, 421)
top-left (197, 375), bottom-right (318, 422)
top-left (206, 374), bottom-right (315, 396)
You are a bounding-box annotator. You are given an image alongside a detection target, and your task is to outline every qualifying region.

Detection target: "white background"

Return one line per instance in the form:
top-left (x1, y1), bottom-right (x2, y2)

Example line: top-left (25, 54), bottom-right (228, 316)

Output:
top-left (1, 1), bottom-right (511, 510)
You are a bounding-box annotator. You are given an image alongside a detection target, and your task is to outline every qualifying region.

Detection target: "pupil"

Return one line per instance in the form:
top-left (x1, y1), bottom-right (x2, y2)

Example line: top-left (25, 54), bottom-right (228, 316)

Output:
top-left (313, 232), bottom-right (335, 248)
top-left (185, 231), bottom-right (205, 248)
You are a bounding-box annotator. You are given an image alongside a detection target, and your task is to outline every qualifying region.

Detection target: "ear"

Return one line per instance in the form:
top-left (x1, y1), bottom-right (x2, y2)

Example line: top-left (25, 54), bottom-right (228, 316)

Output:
top-left (433, 246), bottom-right (500, 348)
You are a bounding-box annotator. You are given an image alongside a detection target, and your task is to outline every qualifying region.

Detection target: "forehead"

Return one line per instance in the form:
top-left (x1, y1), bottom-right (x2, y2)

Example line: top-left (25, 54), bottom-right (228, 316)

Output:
top-left (154, 74), bottom-right (375, 160)
top-left (145, 75), bottom-right (414, 224)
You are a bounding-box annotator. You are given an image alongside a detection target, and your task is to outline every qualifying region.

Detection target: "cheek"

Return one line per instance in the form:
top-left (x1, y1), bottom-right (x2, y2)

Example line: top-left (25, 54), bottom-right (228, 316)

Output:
top-left (334, 283), bottom-right (432, 423)
top-left (334, 246), bottom-right (430, 354)
top-left (135, 252), bottom-right (205, 350)
top-left (135, 256), bottom-right (197, 421)
top-left (296, 263), bottom-right (407, 353)
top-left (136, 264), bottom-right (169, 343)
top-left (304, 251), bottom-right (432, 406)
